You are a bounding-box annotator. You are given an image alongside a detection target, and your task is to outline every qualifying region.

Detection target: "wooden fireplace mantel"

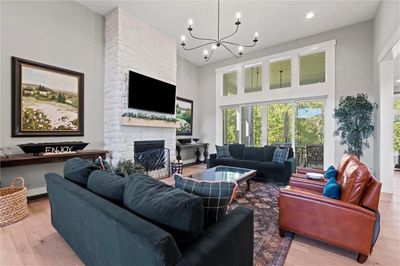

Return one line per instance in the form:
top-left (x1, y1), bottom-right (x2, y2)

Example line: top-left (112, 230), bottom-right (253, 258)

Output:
top-left (0, 149), bottom-right (108, 168)
top-left (120, 117), bottom-right (180, 128)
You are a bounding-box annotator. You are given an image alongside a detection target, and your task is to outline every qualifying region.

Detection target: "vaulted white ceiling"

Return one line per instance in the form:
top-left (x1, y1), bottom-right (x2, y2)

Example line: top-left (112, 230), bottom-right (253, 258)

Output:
top-left (77, 0), bottom-right (381, 65)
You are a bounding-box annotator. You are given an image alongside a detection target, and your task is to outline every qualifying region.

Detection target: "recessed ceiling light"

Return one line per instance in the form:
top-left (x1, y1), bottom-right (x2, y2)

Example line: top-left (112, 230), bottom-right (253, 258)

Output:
top-left (306, 12), bottom-right (314, 19)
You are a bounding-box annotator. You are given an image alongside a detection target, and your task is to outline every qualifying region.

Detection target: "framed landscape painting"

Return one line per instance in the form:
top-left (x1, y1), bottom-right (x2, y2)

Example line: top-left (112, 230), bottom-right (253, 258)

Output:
top-left (12, 57), bottom-right (84, 137)
top-left (176, 97), bottom-right (193, 136)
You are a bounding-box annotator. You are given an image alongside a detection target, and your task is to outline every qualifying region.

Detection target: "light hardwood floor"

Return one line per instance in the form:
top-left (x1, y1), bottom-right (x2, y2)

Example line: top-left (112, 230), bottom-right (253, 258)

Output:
top-left (1, 165), bottom-right (399, 266)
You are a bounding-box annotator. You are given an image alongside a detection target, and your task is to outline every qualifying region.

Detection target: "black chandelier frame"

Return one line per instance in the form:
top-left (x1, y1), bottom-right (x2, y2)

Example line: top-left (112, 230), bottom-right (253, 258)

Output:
top-left (180, 0), bottom-right (258, 61)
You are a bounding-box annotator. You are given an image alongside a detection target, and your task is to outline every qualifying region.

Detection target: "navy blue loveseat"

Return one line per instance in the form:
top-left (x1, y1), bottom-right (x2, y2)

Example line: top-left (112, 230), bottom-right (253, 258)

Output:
top-left (45, 169), bottom-right (254, 266)
top-left (208, 144), bottom-right (296, 185)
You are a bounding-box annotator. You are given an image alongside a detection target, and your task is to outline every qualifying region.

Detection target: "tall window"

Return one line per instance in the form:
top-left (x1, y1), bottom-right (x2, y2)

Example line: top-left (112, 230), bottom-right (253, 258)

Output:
top-left (245, 65), bottom-right (262, 93)
top-left (223, 107), bottom-right (239, 144)
top-left (299, 52), bottom-right (326, 85)
top-left (241, 106), bottom-right (262, 146)
top-left (270, 59), bottom-right (291, 89)
top-left (223, 71), bottom-right (237, 96)
top-left (267, 103), bottom-right (293, 145)
top-left (296, 100), bottom-right (324, 167)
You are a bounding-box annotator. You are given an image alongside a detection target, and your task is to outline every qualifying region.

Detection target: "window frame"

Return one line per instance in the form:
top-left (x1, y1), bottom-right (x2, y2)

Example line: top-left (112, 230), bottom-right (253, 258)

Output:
top-left (215, 40), bottom-right (336, 167)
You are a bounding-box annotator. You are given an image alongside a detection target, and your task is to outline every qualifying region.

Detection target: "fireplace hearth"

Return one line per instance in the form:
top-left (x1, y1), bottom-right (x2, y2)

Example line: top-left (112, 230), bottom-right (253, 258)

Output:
top-left (134, 140), bottom-right (170, 179)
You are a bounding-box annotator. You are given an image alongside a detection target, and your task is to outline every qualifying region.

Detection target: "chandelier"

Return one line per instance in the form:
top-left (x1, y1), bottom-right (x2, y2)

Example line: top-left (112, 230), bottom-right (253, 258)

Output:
top-left (180, 0), bottom-right (258, 62)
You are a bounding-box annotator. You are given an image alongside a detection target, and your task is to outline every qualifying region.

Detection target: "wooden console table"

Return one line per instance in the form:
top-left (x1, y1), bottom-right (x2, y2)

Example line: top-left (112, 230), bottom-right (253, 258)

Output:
top-left (176, 143), bottom-right (209, 164)
top-left (0, 150), bottom-right (108, 168)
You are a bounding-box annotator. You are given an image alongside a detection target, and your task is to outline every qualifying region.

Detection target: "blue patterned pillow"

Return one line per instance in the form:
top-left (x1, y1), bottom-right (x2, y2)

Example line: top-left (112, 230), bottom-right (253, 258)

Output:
top-left (215, 145), bottom-right (232, 159)
top-left (272, 148), bottom-right (289, 165)
top-left (174, 173), bottom-right (237, 226)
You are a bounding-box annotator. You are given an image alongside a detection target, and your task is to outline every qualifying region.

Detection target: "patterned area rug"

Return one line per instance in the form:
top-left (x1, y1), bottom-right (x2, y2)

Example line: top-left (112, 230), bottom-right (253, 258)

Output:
top-left (231, 180), bottom-right (294, 266)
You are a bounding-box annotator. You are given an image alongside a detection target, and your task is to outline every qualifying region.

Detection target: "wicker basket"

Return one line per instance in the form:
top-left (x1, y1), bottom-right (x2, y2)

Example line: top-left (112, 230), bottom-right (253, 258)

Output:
top-left (0, 177), bottom-right (29, 227)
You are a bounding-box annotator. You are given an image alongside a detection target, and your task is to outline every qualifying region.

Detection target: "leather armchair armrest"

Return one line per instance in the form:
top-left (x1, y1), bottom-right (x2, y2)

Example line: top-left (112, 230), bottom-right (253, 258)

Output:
top-left (279, 188), bottom-right (376, 255)
top-left (296, 167), bottom-right (324, 175)
top-left (289, 176), bottom-right (326, 193)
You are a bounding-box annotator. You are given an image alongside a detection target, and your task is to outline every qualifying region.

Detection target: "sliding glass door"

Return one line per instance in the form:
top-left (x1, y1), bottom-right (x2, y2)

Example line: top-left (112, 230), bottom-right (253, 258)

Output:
top-left (241, 106), bottom-right (262, 146)
top-left (222, 107), bottom-right (239, 144)
top-left (296, 100), bottom-right (324, 167)
top-left (267, 103), bottom-right (293, 146)
top-left (222, 99), bottom-right (325, 168)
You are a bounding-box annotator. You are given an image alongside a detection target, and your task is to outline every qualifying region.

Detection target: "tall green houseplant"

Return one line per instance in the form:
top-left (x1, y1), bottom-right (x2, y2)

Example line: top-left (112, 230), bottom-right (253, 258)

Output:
top-left (333, 93), bottom-right (377, 159)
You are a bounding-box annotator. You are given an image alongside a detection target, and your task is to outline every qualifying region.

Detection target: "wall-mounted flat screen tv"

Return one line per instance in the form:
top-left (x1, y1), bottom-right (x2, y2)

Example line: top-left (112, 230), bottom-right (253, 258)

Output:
top-left (128, 70), bottom-right (176, 114)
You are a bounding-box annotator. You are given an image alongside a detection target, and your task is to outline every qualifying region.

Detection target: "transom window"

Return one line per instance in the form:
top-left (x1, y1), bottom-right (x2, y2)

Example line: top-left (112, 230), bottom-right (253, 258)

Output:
top-left (223, 71), bottom-right (237, 96)
top-left (300, 51), bottom-right (326, 85)
top-left (269, 59), bottom-right (291, 89)
top-left (245, 65), bottom-right (262, 93)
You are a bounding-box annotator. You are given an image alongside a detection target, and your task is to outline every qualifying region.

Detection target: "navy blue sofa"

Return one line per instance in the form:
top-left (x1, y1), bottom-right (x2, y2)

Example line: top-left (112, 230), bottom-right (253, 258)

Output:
top-left (208, 144), bottom-right (296, 185)
top-left (45, 172), bottom-right (254, 266)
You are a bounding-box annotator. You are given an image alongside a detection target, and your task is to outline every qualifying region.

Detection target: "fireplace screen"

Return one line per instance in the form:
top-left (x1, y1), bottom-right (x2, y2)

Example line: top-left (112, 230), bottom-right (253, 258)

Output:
top-left (134, 148), bottom-right (170, 179)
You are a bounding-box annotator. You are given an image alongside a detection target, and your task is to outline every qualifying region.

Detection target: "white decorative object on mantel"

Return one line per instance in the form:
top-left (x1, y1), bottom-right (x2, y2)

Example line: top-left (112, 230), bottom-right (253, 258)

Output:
top-left (120, 117), bottom-right (180, 128)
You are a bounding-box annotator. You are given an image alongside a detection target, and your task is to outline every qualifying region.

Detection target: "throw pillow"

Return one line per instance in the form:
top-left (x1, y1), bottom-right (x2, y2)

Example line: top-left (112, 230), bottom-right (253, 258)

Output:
top-left (64, 157), bottom-right (99, 186)
top-left (87, 170), bottom-right (126, 203)
top-left (93, 156), bottom-right (114, 174)
top-left (174, 173), bottom-right (237, 226)
top-left (123, 173), bottom-right (204, 246)
top-left (215, 145), bottom-right (232, 159)
top-left (272, 148), bottom-right (289, 165)
top-left (323, 177), bottom-right (340, 199)
top-left (324, 165), bottom-right (337, 179)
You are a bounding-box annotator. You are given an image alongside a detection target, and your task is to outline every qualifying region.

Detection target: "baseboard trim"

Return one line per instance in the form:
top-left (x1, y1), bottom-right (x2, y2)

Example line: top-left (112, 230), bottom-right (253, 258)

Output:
top-left (27, 187), bottom-right (47, 201)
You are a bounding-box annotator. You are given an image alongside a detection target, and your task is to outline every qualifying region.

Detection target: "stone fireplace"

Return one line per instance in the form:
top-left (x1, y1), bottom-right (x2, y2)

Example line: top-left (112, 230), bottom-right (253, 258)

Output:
top-left (104, 8), bottom-right (177, 163)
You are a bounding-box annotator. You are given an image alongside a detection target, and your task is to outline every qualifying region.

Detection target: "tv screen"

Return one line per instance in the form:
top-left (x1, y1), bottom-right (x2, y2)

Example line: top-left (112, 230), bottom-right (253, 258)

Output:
top-left (128, 71), bottom-right (176, 114)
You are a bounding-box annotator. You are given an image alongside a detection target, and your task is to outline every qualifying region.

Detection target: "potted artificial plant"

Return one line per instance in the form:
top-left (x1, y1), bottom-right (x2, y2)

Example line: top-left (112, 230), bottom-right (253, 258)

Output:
top-left (333, 93), bottom-right (377, 160)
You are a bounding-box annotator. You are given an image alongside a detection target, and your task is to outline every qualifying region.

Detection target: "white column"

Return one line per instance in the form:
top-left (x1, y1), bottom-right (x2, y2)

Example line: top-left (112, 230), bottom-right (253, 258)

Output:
top-left (379, 60), bottom-right (394, 193)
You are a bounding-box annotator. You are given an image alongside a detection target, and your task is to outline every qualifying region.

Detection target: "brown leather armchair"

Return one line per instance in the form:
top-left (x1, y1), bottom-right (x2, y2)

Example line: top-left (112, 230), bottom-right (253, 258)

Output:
top-left (289, 154), bottom-right (358, 192)
top-left (279, 160), bottom-right (381, 263)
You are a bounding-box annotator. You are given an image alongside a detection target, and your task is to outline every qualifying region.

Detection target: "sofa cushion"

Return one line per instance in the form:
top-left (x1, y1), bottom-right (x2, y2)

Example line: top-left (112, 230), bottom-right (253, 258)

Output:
top-left (87, 170), bottom-right (126, 202)
top-left (257, 162), bottom-right (285, 174)
top-left (234, 160), bottom-right (259, 170)
top-left (213, 158), bottom-right (237, 167)
top-left (286, 147), bottom-right (294, 159)
top-left (174, 174), bottom-right (236, 226)
top-left (64, 157), bottom-right (99, 186)
top-left (323, 177), bottom-right (340, 199)
top-left (228, 144), bottom-right (245, 159)
top-left (243, 147), bottom-right (264, 161)
top-left (123, 173), bottom-right (204, 246)
top-left (262, 145), bottom-right (277, 162)
top-left (340, 161), bottom-right (371, 205)
top-left (216, 145), bottom-right (232, 159)
top-left (272, 148), bottom-right (289, 165)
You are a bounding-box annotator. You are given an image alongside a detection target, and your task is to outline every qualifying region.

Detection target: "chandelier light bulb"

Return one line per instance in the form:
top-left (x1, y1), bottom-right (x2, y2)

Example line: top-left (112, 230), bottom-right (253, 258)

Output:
top-left (238, 46), bottom-right (243, 52)
top-left (235, 12), bottom-right (241, 20)
top-left (203, 49), bottom-right (209, 55)
top-left (306, 12), bottom-right (314, 19)
top-left (211, 44), bottom-right (217, 50)
top-left (188, 19), bottom-right (193, 26)
top-left (254, 32), bottom-right (259, 38)
top-left (180, 35), bottom-right (186, 42)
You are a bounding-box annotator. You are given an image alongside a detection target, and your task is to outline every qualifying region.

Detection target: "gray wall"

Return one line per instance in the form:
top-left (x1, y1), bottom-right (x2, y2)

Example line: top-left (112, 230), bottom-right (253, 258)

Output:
top-left (372, 0), bottom-right (400, 176)
top-left (197, 20), bottom-right (375, 169)
top-left (176, 56), bottom-right (200, 138)
top-left (0, 1), bottom-right (105, 192)
top-left (176, 56), bottom-right (204, 163)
